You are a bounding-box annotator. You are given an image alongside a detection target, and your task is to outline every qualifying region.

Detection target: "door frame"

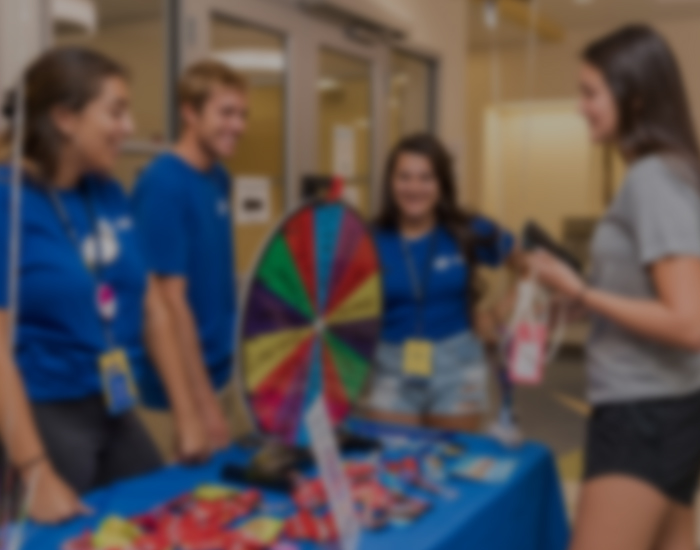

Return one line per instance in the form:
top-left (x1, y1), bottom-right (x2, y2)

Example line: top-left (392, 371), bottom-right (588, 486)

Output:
top-left (182, 0), bottom-right (435, 214)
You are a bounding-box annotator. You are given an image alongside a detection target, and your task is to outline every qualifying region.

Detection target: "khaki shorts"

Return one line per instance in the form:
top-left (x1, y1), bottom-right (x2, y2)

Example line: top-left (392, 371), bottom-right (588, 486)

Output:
top-left (138, 379), bottom-right (253, 461)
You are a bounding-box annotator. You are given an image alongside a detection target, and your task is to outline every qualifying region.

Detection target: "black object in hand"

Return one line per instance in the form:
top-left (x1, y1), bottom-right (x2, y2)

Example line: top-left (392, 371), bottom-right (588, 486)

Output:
top-left (522, 221), bottom-right (583, 273)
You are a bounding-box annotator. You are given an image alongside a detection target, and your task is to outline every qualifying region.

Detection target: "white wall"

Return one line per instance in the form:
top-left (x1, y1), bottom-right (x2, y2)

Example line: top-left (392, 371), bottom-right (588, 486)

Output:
top-left (467, 17), bottom-right (700, 205)
top-left (0, 0), bottom-right (46, 117)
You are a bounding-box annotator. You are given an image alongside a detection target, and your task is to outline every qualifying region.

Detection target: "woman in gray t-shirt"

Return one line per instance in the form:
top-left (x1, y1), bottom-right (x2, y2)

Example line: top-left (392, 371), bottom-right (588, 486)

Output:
top-left (530, 26), bottom-right (700, 550)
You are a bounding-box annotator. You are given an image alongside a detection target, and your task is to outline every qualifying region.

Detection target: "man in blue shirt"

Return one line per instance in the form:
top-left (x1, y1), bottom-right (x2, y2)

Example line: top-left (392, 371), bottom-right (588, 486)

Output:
top-left (132, 61), bottom-right (248, 450)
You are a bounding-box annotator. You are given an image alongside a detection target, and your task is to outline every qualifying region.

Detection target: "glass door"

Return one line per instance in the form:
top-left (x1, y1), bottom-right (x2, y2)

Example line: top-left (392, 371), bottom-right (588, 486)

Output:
top-left (317, 48), bottom-right (373, 215)
top-left (183, 0), bottom-right (437, 234)
top-left (387, 50), bottom-right (437, 148)
top-left (209, 15), bottom-right (288, 274)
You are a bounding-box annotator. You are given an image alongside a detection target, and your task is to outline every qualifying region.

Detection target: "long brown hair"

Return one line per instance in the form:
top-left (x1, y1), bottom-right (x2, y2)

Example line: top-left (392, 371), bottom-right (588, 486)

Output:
top-left (583, 25), bottom-right (700, 169)
top-left (1, 47), bottom-right (127, 181)
top-left (376, 134), bottom-right (492, 313)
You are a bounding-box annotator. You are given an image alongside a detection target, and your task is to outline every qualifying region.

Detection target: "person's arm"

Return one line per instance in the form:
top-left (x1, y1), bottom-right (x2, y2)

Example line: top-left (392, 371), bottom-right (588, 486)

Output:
top-left (143, 279), bottom-right (210, 462)
top-left (527, 250), bottom-right (700, 351)
top-left (151, 276), bottom-right (232, 451)
top-left (473, 219), bottom-right (524, 340)
top-left (0, 312), bottom-right (89, 524)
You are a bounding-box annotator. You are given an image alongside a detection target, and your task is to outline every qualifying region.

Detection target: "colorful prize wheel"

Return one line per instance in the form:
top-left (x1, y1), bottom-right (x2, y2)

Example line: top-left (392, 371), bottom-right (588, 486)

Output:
top-left (239, 201), bottom-right (383, 446)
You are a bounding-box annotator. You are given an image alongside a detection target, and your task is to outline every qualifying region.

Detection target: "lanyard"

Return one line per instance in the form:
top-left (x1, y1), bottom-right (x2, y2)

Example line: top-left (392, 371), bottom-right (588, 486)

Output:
top-left (401, 232), bottom-right (438, 337)
top-left (48, 186), bottom-right (116, 346)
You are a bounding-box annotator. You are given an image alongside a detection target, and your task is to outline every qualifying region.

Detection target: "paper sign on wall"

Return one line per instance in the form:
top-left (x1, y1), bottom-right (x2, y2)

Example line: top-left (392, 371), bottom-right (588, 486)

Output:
top-left (341, 185), bottom-right (361, 209)
top-left (305, 398), bottom-right (361, 550)
top-left (235, 176), bottom-right (271, 225)
top-left (333, 125), bottom-right (356, 179)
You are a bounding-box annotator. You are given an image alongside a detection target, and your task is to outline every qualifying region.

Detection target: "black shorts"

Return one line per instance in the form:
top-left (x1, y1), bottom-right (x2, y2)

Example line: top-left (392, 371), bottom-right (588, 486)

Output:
top-left (33, 396), bottom-right (163, 494)
top-left (585, 390), bottom-right (700, 506)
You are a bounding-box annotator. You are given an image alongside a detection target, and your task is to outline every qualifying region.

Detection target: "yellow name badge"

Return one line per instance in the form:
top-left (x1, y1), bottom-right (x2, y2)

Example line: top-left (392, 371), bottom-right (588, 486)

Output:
top-left (99, 348), bottom-right (139, 416)
top-left (403, 340), bottom-right (434, 378)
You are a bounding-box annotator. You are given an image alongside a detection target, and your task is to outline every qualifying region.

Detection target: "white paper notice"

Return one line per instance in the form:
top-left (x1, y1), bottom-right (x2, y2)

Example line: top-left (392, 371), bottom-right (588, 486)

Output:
top-left (341, 185), bottom-right (361, 209)
top-left (235, 176), bottom-right (271, 225)
top-left (305, 398), bottom-right (361, 550)
top-left (333, 125), bottom-right (356, 179)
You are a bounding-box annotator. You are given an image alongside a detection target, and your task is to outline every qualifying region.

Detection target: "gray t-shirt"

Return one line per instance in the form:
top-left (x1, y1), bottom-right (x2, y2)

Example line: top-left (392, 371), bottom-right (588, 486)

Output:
top-left (587, 154), bottom-right (700, 404)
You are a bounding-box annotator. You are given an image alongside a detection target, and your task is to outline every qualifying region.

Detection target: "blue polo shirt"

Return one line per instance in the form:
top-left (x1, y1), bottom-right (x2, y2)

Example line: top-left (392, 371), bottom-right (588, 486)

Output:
top-left (0, 167), bottom-right (148, 402)
top-left (132, 153), bottom-right (236, 408)
top-left (374, 217), bottom-right (514, 345)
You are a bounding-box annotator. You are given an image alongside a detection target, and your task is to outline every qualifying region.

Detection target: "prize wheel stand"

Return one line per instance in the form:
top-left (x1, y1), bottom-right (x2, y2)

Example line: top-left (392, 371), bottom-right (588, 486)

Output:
top-left (231, 199), bottom-right (383, 484)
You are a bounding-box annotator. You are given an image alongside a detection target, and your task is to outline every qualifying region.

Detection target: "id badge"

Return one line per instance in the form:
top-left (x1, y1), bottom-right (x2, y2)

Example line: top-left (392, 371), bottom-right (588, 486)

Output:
top-left (99, 348), bottom-right (138, 415)
top-left (508, 322), bottom-right (548, 385)
top-left (403, 340), bottom-right (434, 378)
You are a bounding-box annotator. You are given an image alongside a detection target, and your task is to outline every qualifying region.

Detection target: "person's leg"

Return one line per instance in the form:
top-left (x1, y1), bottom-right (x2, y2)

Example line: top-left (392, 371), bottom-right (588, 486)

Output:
top-left (425, 340), bottom-right (489, 433)
top-left (570, 475), bottom-right (671, 550)
top-left (361, 370), bottom-right (426, 428)
top-left (653, 504), bottom-right (695, 550)
top-left (96, 411), bottom-right (163, 488)
top-left (32, 399), bottom-right (103, 494)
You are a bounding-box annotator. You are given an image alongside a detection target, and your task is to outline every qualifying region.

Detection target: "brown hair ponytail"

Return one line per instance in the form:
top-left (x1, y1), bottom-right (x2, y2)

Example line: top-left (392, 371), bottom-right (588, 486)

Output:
top-left (1, 47), bottom-right (127, 180)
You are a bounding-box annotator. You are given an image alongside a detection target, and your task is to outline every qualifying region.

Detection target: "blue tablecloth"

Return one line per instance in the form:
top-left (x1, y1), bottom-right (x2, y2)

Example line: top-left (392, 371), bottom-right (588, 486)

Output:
top-left (20, 423), bottom-right (569, 550)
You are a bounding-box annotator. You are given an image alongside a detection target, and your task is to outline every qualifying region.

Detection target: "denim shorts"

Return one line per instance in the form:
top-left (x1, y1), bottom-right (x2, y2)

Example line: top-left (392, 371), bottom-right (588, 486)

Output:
top-left (365, 332), bottom-right (490, 416)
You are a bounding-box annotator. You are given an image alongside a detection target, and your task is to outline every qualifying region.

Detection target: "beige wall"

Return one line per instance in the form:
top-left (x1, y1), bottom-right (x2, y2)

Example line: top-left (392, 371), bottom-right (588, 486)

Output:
top-left (467, 18), bottom-right (700, 209)
top-left (399, 0), bottom-right (469, 197)
top-left (56, 18), bottom-right (167, 146)
top-left (481, 101), bottom-right (600, 238)
top-left (0, 0), bottom-right (46, 125)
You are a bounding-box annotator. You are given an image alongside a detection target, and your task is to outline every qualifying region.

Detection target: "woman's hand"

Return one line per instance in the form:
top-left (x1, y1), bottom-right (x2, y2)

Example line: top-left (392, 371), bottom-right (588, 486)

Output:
top-left (25, 461), bottom-right (91, 525)
top-left (527, 249), bottom-right (586, 300)
top-left (201, 400), bottom-right (232, 453)
top-left (174, 414), bottom-right (210, 465)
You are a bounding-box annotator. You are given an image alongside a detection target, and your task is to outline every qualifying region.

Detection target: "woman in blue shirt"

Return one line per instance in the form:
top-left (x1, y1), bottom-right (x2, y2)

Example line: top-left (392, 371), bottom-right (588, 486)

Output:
top-left (365, 134), bottom-right (515, 432)
top-left (0, 48), bottom-right (207, 524)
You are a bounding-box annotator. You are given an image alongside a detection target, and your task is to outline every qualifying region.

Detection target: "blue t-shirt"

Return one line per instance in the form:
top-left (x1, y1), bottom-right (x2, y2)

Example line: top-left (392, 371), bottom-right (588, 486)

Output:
top-left (0, 167), bottom-right (148, 402)
top-left (132, 153), bottom-right (236, 408)
top-left (374, 217), bottom-right (514, 345)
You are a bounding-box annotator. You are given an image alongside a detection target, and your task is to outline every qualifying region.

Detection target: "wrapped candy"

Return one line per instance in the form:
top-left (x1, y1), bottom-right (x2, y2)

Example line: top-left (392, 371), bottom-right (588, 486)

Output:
top-left (284, 511), bottom-right (337, 543)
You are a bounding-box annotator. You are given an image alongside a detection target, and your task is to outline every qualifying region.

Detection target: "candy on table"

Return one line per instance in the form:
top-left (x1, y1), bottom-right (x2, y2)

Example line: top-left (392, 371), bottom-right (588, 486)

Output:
top-left (292, 478), bottom-right (326, 511)
top-left (131, 531), bottom-right (172, 550)
top-left (92, 516), bottom-right (143, 550)
top-left (179, 529), bottom-right (262, 550)
top-left (423, 454), bottom-right (447, 482)
top-left (284, 511), bottom-right (337, 543)
top-left (344, 461), bottom-right (376, 484)
top-left (238, 517), bottom-right (285, 547)
top-left (62, 488), bottom-right (264, 550)
top-left (236, 490), bottom-right (263, 512)
top-left (352, 480), bottom-right (394, 512)
top-left (193, 485), bottom-right (240, 502)
top-left (388, 495), bottom-right (430, 523)
top-left (384, 457), bottom-right (421, 481)
top-left (436, 441), bottom-right (466, 458)
top-left (62, 532), bottom-right (93, 550)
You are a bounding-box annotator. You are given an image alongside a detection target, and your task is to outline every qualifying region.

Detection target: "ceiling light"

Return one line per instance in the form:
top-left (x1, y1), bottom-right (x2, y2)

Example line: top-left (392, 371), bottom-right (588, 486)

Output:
top-left (213, 50), bottom-right (285, 73)
top-left (318, 78), bottom-right (341, 92)
top-left (51, 0), bottom-right (98, 33)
